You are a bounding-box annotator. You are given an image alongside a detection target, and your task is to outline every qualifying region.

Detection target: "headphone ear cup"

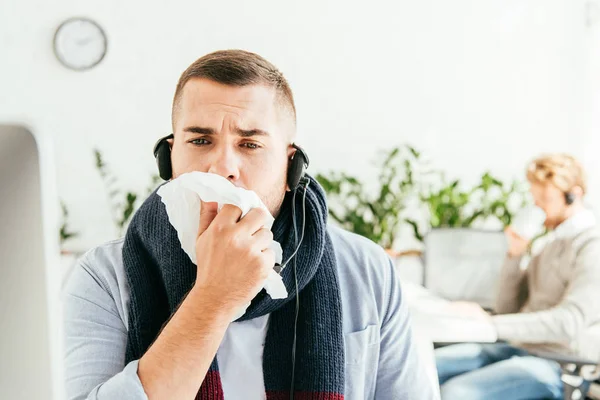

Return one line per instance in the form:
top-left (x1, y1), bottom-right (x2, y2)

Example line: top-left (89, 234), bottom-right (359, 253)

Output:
top-left (565, 192), bottom-right (575, 205)
top-left (155, 141), bottom-right (173, 181)
top-left (287, 151), bottom-right (307, 191)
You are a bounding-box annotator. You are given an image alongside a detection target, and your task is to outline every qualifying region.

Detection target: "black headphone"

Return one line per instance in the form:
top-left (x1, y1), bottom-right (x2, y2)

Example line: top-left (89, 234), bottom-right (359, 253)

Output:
top-left (154, 132), bottom-right (309, 398)
top-left (565, 192), bottom-right (576, 205)
top-left (153, 132), bottom-right (309, 399)
top-left (153, 133), bottom-right (310, 190)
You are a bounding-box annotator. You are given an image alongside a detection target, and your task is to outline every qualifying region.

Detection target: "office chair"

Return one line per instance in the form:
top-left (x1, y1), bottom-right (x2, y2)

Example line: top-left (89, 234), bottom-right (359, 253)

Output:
top-left (527, 349), bottom-right (600, 400)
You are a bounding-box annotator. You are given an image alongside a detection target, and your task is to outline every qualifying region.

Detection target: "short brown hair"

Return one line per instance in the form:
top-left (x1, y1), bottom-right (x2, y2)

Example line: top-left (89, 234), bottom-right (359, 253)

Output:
top-left (526, 153), bottom-right (587, 194)
top-left (171, 50), bottom-right (296, 131)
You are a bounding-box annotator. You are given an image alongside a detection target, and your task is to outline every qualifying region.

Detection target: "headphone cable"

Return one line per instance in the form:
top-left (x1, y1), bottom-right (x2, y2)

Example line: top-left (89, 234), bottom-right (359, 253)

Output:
top-left (290, 179), bottom-right (309, 400)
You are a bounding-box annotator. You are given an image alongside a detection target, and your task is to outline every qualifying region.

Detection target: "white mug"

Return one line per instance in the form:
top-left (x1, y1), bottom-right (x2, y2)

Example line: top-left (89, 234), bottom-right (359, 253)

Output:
top-left (511, 206), bottom-right (546, 240)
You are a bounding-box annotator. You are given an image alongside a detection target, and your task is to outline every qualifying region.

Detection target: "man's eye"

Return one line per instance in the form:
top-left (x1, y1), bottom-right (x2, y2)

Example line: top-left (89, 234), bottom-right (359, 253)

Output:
top-left (190, 138), bottom-right (210, 146)
top-left (242, 142), bottom-right (259, 149)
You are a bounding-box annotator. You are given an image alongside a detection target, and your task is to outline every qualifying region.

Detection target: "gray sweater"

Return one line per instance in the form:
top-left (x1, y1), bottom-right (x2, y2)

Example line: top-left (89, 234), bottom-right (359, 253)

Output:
top-left (492, 211), bottom-right (600, 360)
top-left (63, 226), bottom-right (438, 400)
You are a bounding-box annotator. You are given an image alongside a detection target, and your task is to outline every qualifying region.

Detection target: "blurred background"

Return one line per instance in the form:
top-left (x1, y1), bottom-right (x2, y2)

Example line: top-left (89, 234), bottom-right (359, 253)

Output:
top-left (3, 1), bottom-right (600, 399)
top-left (3, 0), bottom-right (600, 254)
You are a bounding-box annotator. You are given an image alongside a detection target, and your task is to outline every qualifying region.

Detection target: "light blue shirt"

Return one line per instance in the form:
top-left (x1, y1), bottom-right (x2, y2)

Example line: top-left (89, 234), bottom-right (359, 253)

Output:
top-left (63, 225), bottom-right (436, 399)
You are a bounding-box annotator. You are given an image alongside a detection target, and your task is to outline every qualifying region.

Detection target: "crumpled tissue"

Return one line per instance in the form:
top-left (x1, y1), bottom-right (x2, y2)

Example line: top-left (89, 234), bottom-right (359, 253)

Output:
top-left (157, 171), bottom-right (288, 320)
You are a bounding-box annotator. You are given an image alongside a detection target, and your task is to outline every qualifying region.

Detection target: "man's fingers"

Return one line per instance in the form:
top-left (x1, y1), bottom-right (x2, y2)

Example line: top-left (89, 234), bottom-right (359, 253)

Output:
top-left (261, 248), bottom-right (276, 269)
top-left (239, 208), bottom-right (272, 234)
top-left (217, 204), bottom-right (243, 224)
top-left (198, 201), bottom-right (219, 236)
top-left (252, 227), bottom-right (274, 251)
top-left (199, 203), bottom-right (266, 239)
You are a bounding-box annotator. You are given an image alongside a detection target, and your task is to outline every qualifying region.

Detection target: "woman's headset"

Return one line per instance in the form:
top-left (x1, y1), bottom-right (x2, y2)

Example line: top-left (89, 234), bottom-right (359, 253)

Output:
top-left (152, 133), bottom-right (310, 190)
top-left (564, 192), bottom-right (576, 206)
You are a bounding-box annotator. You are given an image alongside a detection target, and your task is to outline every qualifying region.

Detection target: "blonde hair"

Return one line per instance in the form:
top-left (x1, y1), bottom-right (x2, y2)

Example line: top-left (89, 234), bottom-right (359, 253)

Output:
top-left (526, 153), bottom-right (587, 194)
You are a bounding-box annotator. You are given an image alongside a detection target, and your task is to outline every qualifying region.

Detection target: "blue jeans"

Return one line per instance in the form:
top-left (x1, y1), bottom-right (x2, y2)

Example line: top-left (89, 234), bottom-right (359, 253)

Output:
top-left (435, 343), bottom-right (563, 400)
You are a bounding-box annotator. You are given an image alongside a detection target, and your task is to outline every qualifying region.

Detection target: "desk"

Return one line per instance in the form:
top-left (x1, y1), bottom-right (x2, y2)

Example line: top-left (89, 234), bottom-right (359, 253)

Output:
top-left (403, 282), bottom-right (498, 344)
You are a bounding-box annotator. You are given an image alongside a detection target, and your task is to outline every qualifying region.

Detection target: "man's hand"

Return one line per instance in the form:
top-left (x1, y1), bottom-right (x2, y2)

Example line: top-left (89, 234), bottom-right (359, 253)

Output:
top-left (138, 202), bottom-right (275, 400)
top-left (191, 202), bottom-right (275, 319)
top-left (505, 226), bottom-right (530, 258)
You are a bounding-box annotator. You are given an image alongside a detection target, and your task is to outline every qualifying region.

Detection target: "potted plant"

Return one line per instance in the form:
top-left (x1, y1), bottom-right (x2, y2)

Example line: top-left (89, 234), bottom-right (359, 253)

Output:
top-left (316, 143), bottom-right (529, 251)
top-left (406, 171), bottom-right (530, 242)
top-left (59, 200), bottom-right (79, 254)
top-left (94, 149), bottom-right (161, 237)
top-left (316, 145), bottom-right (431, 256)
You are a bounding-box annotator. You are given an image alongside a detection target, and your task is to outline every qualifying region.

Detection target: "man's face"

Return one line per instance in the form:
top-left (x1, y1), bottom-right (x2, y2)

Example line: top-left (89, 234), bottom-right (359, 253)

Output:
top-left (529, 182), bottom-right (568, 229)
top-left (170, 78), bottom-right (294, 217)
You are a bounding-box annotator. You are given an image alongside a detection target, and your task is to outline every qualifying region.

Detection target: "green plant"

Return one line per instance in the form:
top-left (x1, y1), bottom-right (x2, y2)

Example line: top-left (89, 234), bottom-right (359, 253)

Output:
top-left (406, 171), bottom-right (529, 241)
top-left (405, 178), bottom-right (463, 241)
top-left (59, 200), bottom-right (78, 246)
top-left (317, 145), bottom-right (429, 249)
top-left (477, 173), bottom-right (529, 227)
top-left (94, 149), bottom-right (161, 236)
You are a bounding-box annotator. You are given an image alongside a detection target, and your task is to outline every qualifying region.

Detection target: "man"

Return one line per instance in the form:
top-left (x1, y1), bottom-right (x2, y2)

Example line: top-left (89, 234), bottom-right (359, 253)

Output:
top-left (436, 154), bottom-right (600, 400)
top-left (64, 50), bottom-right (435, 399)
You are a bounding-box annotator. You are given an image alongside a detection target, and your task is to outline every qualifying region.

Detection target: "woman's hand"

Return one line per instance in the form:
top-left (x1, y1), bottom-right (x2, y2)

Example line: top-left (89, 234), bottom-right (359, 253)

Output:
top-left (505, 226), bottom-right (530, 258)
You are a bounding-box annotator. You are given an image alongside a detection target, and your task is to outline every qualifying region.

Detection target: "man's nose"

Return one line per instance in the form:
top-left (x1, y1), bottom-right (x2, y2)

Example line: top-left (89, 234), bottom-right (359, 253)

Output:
top-left (206, 145), bottom-right (240, 182)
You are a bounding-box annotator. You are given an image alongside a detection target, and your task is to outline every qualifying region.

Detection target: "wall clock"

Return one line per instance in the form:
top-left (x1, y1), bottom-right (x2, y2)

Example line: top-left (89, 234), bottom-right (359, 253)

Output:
top-left (53, 17), bottom-right (107, 71)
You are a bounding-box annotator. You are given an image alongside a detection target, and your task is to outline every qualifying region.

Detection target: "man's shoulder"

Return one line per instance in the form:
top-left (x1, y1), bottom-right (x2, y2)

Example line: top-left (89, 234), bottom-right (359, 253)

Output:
top-left (85, 236), bottom-right (126, 256)
top-left (328, 224), bottom-right (390, 263)
top-left (327, 225), bottom-right (394, 291)
top-left (67, 237), bottom-right (127, 303)
top-left (80, 237), bottom-right (125, 273)
top-left (77, 229), bottom-right (394, 287)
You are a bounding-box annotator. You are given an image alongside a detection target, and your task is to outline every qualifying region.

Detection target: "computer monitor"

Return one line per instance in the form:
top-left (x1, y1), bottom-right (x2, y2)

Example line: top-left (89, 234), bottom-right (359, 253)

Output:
top-left (0, 125), bottom-right (63, 399)
top-left (424, 228), bottom-right (508, 309)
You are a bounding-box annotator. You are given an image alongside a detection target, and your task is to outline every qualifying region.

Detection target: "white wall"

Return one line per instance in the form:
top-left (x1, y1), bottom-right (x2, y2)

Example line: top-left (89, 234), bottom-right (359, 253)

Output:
top-left (0, 0), bottom-right (595, 251)
top-left (583, 1), bottom-right (600, 204)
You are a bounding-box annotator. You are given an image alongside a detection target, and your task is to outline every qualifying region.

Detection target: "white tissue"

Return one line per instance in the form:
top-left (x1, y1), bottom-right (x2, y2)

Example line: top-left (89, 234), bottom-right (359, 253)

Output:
top-left (157, 172), bottom-right (288, 320)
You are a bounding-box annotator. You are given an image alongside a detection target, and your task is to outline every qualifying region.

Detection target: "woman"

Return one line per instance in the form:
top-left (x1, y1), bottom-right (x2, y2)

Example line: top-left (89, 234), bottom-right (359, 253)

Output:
top-left (436, 154), bottom-right (600, 400)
